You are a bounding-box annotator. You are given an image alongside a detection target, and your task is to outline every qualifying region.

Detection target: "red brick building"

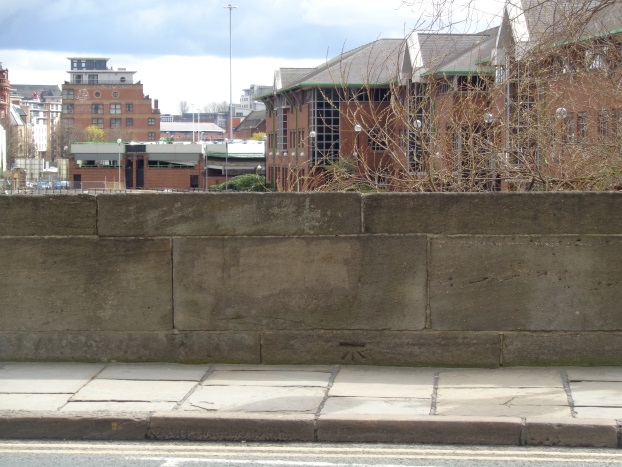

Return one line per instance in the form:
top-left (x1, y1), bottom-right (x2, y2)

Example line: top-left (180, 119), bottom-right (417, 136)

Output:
top-left (61, 58), bottom-right (160, 145)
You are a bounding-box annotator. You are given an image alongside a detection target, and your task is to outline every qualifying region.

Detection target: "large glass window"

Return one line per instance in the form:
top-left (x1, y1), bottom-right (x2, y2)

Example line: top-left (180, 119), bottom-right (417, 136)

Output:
top-left (88, 74), bottom-right (98, 84)
top-left (309, 88), bottom-right (340, 165)
top-left (110, 104), bottom-right (121, 114)
top-left (62, 89), bottom-right (74, 100)
top-left (92, 104), bottom-right (104, 114)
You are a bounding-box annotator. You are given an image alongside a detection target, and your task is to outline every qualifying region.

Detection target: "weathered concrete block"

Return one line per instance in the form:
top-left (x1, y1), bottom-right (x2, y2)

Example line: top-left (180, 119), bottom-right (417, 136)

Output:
top-left (364, 192), bottom-right (622, 235)
top-left (97, 192), bottom-right (361, 237)
top-left (261, 331), bottom-right (501, 367)
top-left (0, 238), bottom-right (172, 331)
top-left (150, 412), bottom-right (316, 441)
top-left (502, 332), bottom-right (622, 366)
top-left (173, 235), bottom-right (427, 331)
top-left (429, 236), bottom-right (622, 331)
top-left (524, 418), bottom-right (619, 448)
top-left (0, 195), bottom-right (96, 236)
top-left (317, 414), bottom-right (522, 444)
top-left (0, 331), bottom-right (260, 363)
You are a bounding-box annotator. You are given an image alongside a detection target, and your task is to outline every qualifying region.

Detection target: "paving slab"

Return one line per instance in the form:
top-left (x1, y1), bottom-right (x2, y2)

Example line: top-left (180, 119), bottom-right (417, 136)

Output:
top-left (574, 406), bottom-right (622, 418)
top-left (203, 370), bottom-right (331, 387)
top-left (97, 363), bottom-right (211, 381)
top-left (329, 366), bottom-right (435, 398)
top-left (72, 380), bottom-right (197, 402)
top-left (436, 387), bottom-right (570, 417)
top-left (436, 404), bottom-right (573, 418)
top-left (321, 396), bottom-right (431, 416)
top-left (212, 364), bottom-right (335, 372)
top-left (570, 381), bottom-right (622, 407)
top-left (0, 394), bottom-right (71, 411)
top-left (567, 367), bottom-right (622, 382)
top-left (0, 363), bottom-right (104, 393)
top-left (181, 385), bottom-right (325, 413)
top-left (62, 401), bottom-right (177, 412)
top-left (438, 368), bottom-right (564, 388)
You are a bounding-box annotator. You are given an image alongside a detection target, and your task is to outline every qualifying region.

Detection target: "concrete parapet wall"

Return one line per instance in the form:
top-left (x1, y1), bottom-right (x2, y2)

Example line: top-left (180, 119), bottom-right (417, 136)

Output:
top-left (0, 192), bottom-right (620, 366)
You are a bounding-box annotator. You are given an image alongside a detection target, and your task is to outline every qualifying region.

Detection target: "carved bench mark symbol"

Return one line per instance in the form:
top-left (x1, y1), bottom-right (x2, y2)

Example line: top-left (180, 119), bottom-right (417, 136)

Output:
top-left (339, 342), bottom-right (367, 362)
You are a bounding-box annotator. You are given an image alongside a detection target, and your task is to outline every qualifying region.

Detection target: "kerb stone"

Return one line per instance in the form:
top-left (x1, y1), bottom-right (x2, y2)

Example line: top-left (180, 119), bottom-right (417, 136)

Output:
top-left (524, 418), bottom-right (619, 448)
top-left (317, 414), bottom-right (522, 444)
top-left (0, 411), bottom-right (149, 440)
top-left (150, 412), bottom-right (316, 441)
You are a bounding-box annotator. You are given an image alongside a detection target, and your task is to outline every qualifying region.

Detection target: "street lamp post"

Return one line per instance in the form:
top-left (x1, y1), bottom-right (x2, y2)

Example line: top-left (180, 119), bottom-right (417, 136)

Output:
top-left (116, 138), bottom-right (122, 191)
top-left (224, 4), bottom-right (237, 142)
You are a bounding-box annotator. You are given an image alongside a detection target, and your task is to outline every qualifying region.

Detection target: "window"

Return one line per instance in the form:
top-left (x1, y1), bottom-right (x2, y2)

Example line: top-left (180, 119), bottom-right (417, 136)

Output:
top-left (92, 104), bottom-right (104, 114)
top-left (437, 79), bottom-right (453, 94)
top-left (110, 104), bottom-right (121, 114)
top-left (110, 118), bottom-right (121, 129)
top-left (62, 89), bottom-right (74, 100)
top-left (62, 104), bottom-right (74, 114)
top-left (94, 91), bottom-right (101, 98)
top-left (112, 91), bottom-right (119, 98)
top-left (190, 175), bottom-right (199, 188)
top-left (88, 74), bottom-right (98, 84)
top-left (126, 103), bottom-right (133, 112)
top-left (598, 110), bottom-right (609, 140)
top-left (587, 46), bottom-right (609, 71)
top-left (148, 132), bottom-right (156, 140)
top-left (73, 75), bottom-right (83, 84)
top-left (148, 118), bottom-right (155, 126)
top-left (92, 118), bottom-right (104, 129)
top-left (564, 113), bottom-right (575, 143)
top-left (577, 112), bottom-right (588, 142)
top-left (368, 128), bottom-right (387, 151)
top-left (126, 118), bottom-right (133, 126)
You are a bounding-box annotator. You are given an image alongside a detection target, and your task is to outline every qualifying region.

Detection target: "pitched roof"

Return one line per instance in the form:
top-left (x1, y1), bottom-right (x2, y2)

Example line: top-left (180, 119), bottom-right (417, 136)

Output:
top-left (409, 27), bottom-right (499, 78)
top-left (11, 84), bottom-right (61, 100)
top-left (430, 27), bottom-right (499, 74)
top-left (236, 110), bottom-right (265, 131)
top-left (510, 0), bottom-right (622, 50)
top-left (275, 38), bottom-right (406, 91)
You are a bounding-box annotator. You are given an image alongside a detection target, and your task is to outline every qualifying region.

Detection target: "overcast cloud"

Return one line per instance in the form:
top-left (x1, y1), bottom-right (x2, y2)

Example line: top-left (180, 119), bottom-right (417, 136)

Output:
top-left (0, 0), bottom-right (504, 114)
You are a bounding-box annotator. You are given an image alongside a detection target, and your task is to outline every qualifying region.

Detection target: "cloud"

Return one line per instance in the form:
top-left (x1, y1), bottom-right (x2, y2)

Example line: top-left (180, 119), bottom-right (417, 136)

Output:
top-left (0, 49), bottom-right (320, 115)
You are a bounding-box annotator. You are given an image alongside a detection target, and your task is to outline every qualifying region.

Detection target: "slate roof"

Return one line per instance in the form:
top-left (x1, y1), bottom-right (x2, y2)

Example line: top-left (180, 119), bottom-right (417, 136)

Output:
top-left (514, 0), bottom-right (622, 48)
top-left (429, 27), bottom-right (499, 74)
top-left (275, 38), bottom-right (406, 91)
top-left (11, 84), bottom-right (61, 100)
top-left (236, 110), bottom-right (265, 131)
top-left (160, 122), bottom-right (225, 133)
top-left (413, 27), bottom-right (499, 76)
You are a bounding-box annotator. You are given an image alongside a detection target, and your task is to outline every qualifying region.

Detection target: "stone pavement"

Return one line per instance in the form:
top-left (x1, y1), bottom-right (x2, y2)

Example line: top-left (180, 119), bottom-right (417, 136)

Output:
top-left (0, 363), bottom-right (620, 447)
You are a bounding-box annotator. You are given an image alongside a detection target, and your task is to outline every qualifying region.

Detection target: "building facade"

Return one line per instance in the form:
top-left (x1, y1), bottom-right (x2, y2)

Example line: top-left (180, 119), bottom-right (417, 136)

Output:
top-left (61, 58), bottom-right (160, 146)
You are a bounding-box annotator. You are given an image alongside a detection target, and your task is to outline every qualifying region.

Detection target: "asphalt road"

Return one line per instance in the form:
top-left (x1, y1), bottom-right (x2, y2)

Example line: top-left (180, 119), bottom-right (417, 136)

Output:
top-left (0, 440), bottom-right (621, 466)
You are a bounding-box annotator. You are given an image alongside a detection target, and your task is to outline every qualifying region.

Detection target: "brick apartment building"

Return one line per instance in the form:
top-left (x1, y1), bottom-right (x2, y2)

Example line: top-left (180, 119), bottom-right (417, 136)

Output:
top-left (263, 0), bottom-right (622, 192)
top-left (61, 58), bottom-right (160, 145)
